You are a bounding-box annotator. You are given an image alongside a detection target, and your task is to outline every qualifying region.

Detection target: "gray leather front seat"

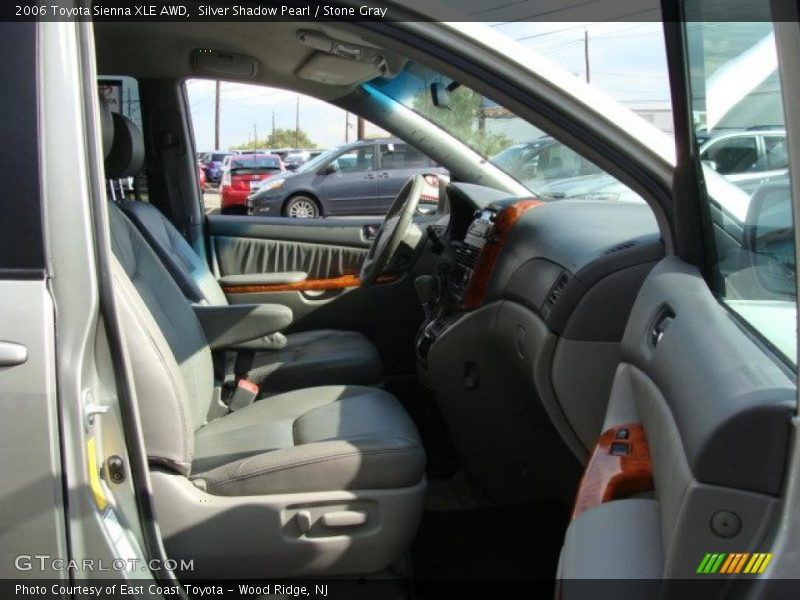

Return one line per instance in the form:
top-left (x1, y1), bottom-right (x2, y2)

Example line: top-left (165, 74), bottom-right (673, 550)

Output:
top-left (100, 103), bottom-right (426, 577)
top-left (105, 113), bottom-right (381, 394)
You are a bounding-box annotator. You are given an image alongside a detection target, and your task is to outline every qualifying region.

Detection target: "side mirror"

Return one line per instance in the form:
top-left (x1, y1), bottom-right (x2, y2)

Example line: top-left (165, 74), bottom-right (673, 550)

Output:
top-left (744, 180), bottom-right (794, 296)
top-left (702, 159), bottom-right (718, 172)
top-left (286, 164), bottom-right (299, 171)
top-left (319, 162), bottom-right (339, 176)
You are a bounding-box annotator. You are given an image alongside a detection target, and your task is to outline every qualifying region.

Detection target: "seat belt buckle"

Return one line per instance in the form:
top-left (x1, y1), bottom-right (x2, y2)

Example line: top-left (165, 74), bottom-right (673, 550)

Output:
top-left (229, 379), bottom-right (259, 411)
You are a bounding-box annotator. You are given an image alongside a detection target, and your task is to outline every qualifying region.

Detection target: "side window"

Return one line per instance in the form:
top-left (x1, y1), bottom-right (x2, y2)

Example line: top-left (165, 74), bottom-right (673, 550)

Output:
top-left (686, 20), bottom-right (796, 365)
top-left (98, 76), bottom-right (142, 130)
top-left (380, 143), bottom-right (428, 169)
top-left (703, 136), bottom-right (759, 174)
top-left (0, 23), bottom-right (44, 275)
top-left (333, 147), bottom-right (375, 173)
top-left (764, 135), bottom-right (788, 170)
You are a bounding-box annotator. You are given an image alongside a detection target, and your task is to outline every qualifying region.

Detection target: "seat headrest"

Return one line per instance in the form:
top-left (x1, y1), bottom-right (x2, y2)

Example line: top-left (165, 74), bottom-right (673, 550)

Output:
top-left (99, 94), bottom-right (114, 159)
top-left (106, 113), bottom-right (145, 179)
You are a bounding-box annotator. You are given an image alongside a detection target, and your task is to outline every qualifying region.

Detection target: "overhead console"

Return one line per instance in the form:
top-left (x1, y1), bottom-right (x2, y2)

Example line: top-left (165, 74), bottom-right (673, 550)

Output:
top-left (415, 182), bottom-right (665, 504)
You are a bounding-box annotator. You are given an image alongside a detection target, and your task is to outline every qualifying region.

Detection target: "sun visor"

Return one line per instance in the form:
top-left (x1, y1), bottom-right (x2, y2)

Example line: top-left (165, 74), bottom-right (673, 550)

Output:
top-left (296, 52), bottom-right (383, 86)
top-left (191, 49), bottom-right (259, 79)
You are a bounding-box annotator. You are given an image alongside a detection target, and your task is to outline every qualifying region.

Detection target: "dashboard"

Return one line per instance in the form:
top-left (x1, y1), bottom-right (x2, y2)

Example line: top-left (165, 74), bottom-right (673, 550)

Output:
top-left (438, 182), bottom-right (663, 336)
top-left (417, 182), bottom-right (666, 504)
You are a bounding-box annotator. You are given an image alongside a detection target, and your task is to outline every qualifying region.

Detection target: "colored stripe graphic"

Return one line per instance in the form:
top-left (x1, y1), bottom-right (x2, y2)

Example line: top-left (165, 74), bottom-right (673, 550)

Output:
top-left (733, 553), bottom-right (749, 573)
top-left (757, 554), bottom-right (772, 573)
top-left (697, 554), bottom-right (713, 573)
top-left (698, 553), bottom-right (773, 575)
top-left (706, 553), bottom-right (725, 573)
top-left (719, 553), bottom-right (736, 574)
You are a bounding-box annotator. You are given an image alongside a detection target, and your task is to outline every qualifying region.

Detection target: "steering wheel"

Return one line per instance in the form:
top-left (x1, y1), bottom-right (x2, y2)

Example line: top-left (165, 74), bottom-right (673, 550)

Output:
top-left (360, 174), bottom-right (424, 286)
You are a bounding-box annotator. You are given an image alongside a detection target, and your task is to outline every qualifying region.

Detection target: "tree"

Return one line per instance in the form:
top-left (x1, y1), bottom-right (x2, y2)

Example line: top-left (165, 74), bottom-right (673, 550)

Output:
top-left (412, 86), bottom-right (511, 157)
top-left (231, 128), bottom-right (317, 150)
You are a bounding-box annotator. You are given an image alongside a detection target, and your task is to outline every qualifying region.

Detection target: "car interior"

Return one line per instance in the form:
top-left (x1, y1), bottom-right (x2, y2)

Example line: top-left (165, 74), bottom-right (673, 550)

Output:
top-left (79, 14), bottom-right (797, 594)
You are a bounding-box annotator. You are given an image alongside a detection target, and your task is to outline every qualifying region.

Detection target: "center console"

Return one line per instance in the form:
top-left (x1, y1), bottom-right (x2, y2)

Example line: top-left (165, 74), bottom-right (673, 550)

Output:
top-left (415, 207), bottom-right (499, 385)
top-left (414, 199), bottom-right (542, 387)
top-left (446, 208), bottom-right (496, 306)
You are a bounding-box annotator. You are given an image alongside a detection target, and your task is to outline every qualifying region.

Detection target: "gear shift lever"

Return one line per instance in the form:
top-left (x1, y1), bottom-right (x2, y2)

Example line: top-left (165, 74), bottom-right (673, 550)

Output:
top-left (415, 275), bottom-right (440, 322)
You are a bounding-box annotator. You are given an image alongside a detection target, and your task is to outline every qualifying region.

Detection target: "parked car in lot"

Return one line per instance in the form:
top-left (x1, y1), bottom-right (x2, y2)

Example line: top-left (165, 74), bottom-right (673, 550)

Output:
top-left (197, 160), bottom-right (206, 189)
top-left (283, 149), bottom-right (312, 170)
top-left (200, 150), bottom-right (235, 183)
top-left (491, 136), bottom-right (604, 190)
top-left (220, 153), bottom-right (285, 214)
top-left (248, 138), bottom-right (446, 217)
top-left (699, 128), bottom-right (788, 194)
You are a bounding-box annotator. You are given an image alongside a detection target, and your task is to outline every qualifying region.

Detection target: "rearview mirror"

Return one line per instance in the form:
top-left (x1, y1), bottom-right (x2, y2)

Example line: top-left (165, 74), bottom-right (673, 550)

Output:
top-left (430, 80), bottom-right (460, 109)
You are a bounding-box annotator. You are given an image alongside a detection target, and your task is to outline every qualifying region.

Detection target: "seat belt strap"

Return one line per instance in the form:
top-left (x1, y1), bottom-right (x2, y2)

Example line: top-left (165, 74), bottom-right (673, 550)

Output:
top-left (234, 350), bottom-right (256, 381)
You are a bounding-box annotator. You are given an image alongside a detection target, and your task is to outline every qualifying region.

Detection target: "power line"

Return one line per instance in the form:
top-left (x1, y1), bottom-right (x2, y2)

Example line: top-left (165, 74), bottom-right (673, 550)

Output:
top-left (476, 1), bottom-right (530, 18)
top-left (513, 23), bottom-right (592, 41)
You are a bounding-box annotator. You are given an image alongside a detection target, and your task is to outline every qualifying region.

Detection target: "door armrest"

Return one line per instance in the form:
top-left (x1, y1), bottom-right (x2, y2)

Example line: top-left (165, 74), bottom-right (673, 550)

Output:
top-left (193, 304), bottom-right (293, 350)
top-left (217, 272), bottom-right (308, 287)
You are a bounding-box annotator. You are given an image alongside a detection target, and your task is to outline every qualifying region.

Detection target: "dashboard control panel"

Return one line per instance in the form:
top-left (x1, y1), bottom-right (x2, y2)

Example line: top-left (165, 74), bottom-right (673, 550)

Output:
top-left (447, 209), bottom-right (496, 303)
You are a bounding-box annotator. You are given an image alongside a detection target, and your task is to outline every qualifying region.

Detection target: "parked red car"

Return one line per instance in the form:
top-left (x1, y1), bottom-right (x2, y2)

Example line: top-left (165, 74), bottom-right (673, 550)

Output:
top-left (197, 161), bottom-right (206, 189)
top-left (220, 153), bottom-right (285, 214)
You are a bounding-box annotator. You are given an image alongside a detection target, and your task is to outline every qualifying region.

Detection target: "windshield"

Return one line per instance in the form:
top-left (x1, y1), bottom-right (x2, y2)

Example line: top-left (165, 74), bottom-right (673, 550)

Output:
top-left (367, 63), bottom-right (641, 202)
top-left (296, 146), bottom-right (341, 174)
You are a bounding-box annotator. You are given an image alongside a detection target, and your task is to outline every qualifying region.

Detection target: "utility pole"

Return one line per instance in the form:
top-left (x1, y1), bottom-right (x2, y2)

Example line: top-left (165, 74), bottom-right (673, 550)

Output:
top-left (345, 112), bottom-right (350, 143)
top-left (357, 115), bottom-right (365, 140)
top-left (584, 26), bottom-right (590, 84)
top-left (295, 96), bottom-right (300, 147)
top-left (271, 110), bottom-right (276, 137)
top-left (214, 80), bottom-right (221, 149)
top-left (253, 123), bottom-right (257, 149)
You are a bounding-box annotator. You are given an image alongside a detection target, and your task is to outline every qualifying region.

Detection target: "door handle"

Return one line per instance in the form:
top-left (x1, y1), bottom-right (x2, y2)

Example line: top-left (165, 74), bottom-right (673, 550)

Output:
top-left (363, 224), bottom-right (380, 241)
top-left (363, 173), bottom-right (375, 180)
top-left (378, 172), bottom-right (390, 179)
top-left (650, 307), bottom-right (675, 347)
top-left (0, 341), bottom-right (27, 366)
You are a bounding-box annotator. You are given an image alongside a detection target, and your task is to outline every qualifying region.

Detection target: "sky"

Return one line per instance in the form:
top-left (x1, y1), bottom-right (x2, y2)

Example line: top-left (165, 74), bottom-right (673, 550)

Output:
top-left (187, 21), bottom-right (671, 151)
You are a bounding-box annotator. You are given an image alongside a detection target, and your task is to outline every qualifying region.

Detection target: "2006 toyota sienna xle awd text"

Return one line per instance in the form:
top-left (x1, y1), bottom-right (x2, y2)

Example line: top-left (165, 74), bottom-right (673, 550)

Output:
top-left (0, 1), bottom-right (798, 598)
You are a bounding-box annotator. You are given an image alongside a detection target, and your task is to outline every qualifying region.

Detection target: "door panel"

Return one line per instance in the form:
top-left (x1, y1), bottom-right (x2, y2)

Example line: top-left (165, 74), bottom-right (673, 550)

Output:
top-left (560, 257), bottom-right (793, 583)
top-left (206, 214), bottom-right (424, 374)
top-left (622, 258), bottom-right (791, 576)
top-left (208, 214), bottom-right (374, 284)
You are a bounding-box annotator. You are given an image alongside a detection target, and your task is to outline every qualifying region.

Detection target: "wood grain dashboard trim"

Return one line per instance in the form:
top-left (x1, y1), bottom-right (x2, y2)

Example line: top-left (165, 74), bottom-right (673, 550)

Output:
top-left (222, 274), bottom-right (397, 294)
top-left (462, 199), bottom-right (544, 310)
top-left (571, 423), bottom-right (654, 520)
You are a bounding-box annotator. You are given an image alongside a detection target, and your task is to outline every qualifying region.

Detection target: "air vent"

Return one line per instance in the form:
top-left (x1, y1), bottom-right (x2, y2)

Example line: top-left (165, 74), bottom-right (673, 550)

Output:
top-left (541, 272), bottom-right (571, 317)
top-left (605, 241), bottom-right (637, 255)
top-left (456, 245), bottom-right (480, 269)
